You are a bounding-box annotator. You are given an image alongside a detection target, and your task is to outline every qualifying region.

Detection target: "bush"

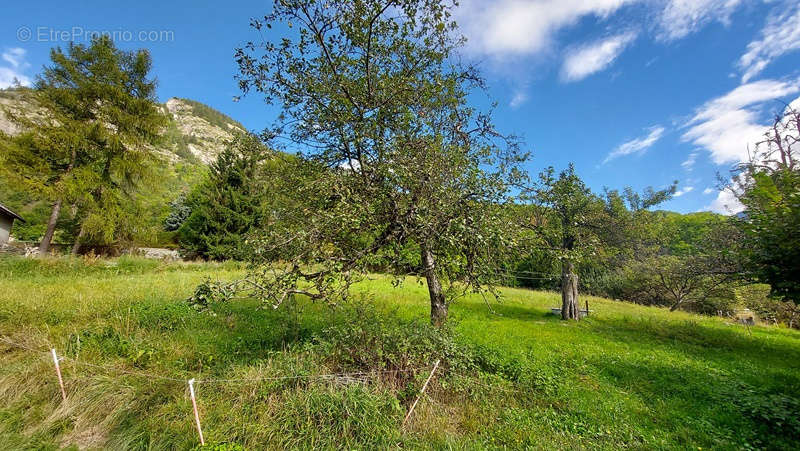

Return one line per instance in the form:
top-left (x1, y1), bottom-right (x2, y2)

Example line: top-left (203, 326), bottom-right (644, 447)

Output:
top-left (735, 384), bottom-right (800, 441)
top-left (313, 300), bottom-right (463, 377)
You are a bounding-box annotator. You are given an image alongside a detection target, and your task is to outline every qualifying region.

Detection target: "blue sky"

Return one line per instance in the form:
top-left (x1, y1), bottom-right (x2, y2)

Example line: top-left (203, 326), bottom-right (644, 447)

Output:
top-left (2, 0), bottom-right (799, 214)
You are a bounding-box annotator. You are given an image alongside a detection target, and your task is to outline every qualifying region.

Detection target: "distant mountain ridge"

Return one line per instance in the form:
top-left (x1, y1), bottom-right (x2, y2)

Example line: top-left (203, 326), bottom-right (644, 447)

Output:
top-left (0, 88), bottom-right (245, 165)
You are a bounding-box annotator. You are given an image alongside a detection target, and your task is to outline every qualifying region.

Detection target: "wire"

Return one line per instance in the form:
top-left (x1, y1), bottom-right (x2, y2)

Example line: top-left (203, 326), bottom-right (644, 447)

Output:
top-left (0, 336), bottom-right (431, 384)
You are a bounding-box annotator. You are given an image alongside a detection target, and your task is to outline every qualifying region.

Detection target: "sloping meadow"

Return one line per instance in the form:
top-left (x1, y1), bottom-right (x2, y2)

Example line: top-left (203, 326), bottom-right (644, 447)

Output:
top-left (1, 256), bottom-right (799, 449)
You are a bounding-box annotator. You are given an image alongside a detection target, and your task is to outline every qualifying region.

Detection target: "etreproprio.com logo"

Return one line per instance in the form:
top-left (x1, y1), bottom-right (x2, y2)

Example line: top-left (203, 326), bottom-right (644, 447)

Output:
top-left (17, 26), bottom-right (174, 43)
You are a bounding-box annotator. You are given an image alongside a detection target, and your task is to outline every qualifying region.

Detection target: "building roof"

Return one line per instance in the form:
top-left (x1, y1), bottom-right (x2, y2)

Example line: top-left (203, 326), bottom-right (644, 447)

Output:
top-left (0, 202), bottom-right (24, 222)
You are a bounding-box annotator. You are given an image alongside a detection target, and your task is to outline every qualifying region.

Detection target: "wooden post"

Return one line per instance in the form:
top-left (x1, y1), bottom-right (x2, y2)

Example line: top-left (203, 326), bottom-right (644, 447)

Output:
top-left (50, 348), bottom-right (67, 401)
top-left (585, 299), bottom-right (589, 317)
top-left (402, 359), bottom-right (440, 427)
top-left (188, 379), bottom-right (205, 446)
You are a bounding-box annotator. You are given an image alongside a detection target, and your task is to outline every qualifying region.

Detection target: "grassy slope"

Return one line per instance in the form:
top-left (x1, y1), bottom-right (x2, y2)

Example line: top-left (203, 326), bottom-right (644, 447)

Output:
top-left (0, 257), bottom-right (798, 450)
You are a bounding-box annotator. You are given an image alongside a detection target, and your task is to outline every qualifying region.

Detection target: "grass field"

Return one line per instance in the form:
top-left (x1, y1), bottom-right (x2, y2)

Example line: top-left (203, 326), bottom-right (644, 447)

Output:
top-left (1, 256), bottom-right (799, 450)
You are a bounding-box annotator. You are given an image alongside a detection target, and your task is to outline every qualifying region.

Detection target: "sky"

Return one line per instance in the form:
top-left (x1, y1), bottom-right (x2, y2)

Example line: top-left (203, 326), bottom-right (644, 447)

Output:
top-left (2, 0), bottom-right (799, 214)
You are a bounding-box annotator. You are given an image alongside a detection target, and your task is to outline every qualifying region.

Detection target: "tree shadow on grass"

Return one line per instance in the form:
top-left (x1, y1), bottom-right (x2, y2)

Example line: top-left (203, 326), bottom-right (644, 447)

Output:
top-left (171, 297), bottom-right (330, 369)
top-left (452, 299), bottom-right (559, 323)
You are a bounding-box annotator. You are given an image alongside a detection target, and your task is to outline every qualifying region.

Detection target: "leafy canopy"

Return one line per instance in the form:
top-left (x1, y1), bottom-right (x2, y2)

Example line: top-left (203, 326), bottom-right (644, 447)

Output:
top-left (224, 0), bottom-right (527, 318)
top-left (731, 105), bottom-right (800, 303)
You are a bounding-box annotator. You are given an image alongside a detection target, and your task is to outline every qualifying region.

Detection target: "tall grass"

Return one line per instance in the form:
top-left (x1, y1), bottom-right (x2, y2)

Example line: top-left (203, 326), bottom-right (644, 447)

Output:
top-left (1, 256), bottom-right (799, 449)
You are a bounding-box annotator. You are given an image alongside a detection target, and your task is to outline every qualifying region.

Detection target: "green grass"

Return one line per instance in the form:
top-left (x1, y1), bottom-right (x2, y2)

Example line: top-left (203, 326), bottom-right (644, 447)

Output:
top-left (1, 256), bottom-right (798, 450)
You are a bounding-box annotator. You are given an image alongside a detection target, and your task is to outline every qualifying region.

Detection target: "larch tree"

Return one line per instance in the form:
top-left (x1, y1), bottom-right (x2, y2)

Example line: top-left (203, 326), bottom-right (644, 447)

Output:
top-left (0, 36), bottom-right (166, 254)
top-left (224, 0), bottom-right (527, 325)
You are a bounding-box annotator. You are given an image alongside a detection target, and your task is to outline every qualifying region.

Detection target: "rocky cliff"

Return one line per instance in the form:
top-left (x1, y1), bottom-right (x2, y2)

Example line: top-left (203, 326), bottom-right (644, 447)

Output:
top-left (0, 88), bottom-right (245, 165)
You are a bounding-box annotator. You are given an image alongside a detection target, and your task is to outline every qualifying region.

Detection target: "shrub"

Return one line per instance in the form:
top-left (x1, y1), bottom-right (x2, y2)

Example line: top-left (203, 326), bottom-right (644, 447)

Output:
top-left (313, 300), bottom-right (462, 377)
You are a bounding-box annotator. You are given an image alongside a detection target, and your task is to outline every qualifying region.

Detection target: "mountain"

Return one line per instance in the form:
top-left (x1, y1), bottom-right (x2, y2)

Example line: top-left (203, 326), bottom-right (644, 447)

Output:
top-left (0, 88), bottom-right (245, 165)
top-left (0, 88), bottom-right (248, 245)
top-left (162, 97), bottom-right (247, 164)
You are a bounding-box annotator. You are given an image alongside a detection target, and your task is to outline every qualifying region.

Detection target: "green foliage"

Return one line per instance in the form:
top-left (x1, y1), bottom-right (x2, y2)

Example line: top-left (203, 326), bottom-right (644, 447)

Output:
top-left (737, 170), bottom-right (800, 302)
top-left (234, 0), bottom-right (528, 323)
top-left (314, 300), bottom-right (462, 374)
top-left (731, 106), bottom-right (800, 304)
top-left (0, 90), bottom-right (206, 248)
top-left (0, 37), bottom-right (168, 249)
top-left (526, 164), bottom-right (601, 258)
top-left (735, 384), bottom-right (800, 439)
top-left (519, 164), bottom-right (674, 318)
top-left (740, 284), bottom-right (800, 327)
top-left (656, 211), bottom-right (729, 256)
top-left (177, 134), bottom-right (274, 260)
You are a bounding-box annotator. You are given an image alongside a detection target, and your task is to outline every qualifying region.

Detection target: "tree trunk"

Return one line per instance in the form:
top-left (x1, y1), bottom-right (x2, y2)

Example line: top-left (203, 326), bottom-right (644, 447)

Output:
top-left (71, 228), bottom-right (83, 255)
top-left (39, 199), bottom-right (62, 256)
top-left (422, 245), bottom-right (447, 326)
top-left (39, 149), bottom-right (76, 256)
top-left (669, 298), bottom-right (683, 312)
top-left (561, 259), bottom-right (579, 320)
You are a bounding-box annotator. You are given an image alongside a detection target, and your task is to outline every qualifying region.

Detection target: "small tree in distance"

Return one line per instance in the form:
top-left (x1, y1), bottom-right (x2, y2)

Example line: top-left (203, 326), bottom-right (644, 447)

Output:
top-left (224, 0), bottom-right (527, 325)
top-left (524, 164), bottom-right (675, 320)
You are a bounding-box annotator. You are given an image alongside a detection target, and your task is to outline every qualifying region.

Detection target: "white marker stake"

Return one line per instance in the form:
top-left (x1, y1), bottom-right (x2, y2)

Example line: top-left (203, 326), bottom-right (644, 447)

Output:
top-left (188, 379), bottom-right (205, 446)
top-left (402, 359), bottom-right (440, 427)
top-left (50, 348), bottom-right (67, 401)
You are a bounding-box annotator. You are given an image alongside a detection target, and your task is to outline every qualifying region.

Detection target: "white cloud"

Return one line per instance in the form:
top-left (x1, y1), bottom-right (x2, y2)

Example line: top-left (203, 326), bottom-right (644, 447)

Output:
top-left (682, 79), bottom-right (800, 165)
top-left (681, 151), bottom-right (698, 170)
top-left (673, 186), bottom-right (695, 197)
top-left (0, 47), bottom-right (31, 89)
top-left (657, 0), bottom-right (743, 41)
top-left (454, 0), bottom-right (750, 71)
top-left (739, 3), bottom-right (800, 83)
top-left (704, 189), bottom-right (744, 214)
top-left (603, 125), bottom-right (665, 164)
top-left (455, 0), bottom-right (637, 57)
top-left (561, 31), bottom-right (637, 82)
top-left (338, 158), bottom-right (361, 172)
top-left (703, 187), bottom-right (715, 195)
top-left (509, 90), bottom-right (528, 108)
top-left (694, 93), bottom-right (800, 215)
top-left (2, 48), bottom-right (28, 69)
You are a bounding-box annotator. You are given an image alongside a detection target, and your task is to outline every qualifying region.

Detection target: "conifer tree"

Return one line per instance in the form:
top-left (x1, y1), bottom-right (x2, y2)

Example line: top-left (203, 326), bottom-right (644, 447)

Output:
top-left (178, 134), bottom-right (271, 260)
top-left (0, 36), bottom-right (166, 254)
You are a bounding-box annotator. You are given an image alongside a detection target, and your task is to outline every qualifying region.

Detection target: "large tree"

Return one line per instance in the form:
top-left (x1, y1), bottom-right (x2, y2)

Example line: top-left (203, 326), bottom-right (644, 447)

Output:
top-left (0, 36), bottom-right (166, 254)
top-left (229, 0), bottom-right (526, 325)
top-left (730, 104), bottom-right (800, 303)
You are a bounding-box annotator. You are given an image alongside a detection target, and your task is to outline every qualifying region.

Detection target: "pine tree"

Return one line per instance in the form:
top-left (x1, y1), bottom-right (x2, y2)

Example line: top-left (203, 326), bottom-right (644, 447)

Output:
top-left (178, 134), bottom-right (271, 260)
top-left (0, 36), bottom-right (166, 254)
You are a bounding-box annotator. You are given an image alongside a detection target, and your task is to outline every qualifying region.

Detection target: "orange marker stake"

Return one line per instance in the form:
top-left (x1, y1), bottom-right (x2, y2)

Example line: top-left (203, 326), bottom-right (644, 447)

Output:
top-left (188, 378), bottom-right (205, 445)
top-left (50, 348), bottom-right (67, 401)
